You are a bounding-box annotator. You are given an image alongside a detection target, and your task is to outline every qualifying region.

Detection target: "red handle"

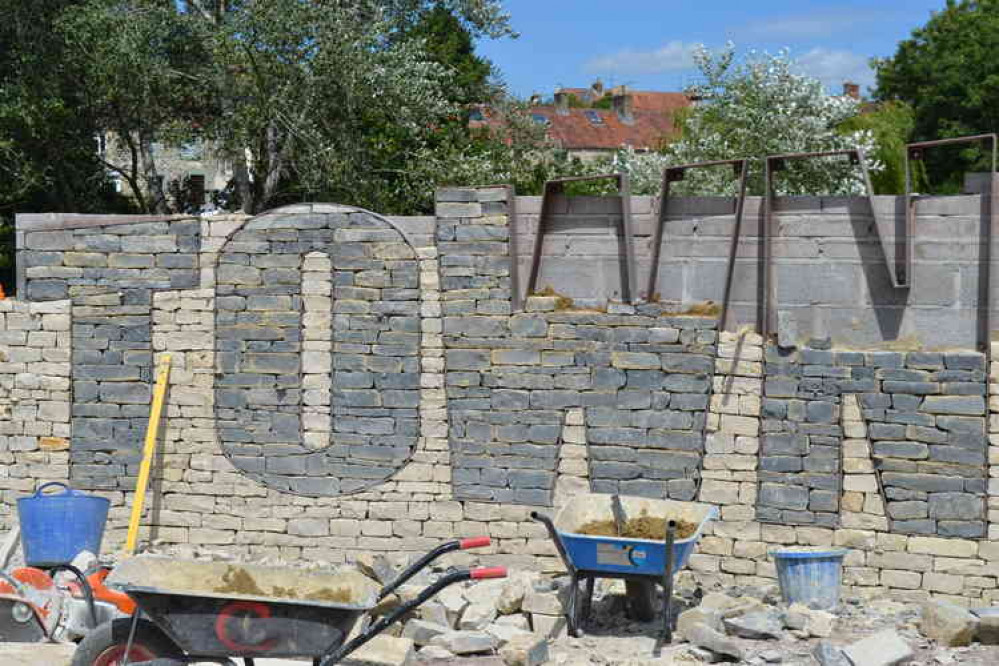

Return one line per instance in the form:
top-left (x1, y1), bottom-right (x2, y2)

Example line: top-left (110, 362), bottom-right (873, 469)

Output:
top-left (460, 537), bottom-right (491, 550)
top-left (470, 566), bottom-right (507, 580)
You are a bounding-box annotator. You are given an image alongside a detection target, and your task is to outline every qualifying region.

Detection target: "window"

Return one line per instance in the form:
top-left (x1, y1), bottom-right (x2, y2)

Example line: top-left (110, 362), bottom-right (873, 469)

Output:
top-left (585, 110), bottom-right (605, 125)
top-left (468, 109), bottom-right (485, 121)
top-left (188, 174), bottom-right (206, 206)
top-left (531, 113), bottom-right (550, 126)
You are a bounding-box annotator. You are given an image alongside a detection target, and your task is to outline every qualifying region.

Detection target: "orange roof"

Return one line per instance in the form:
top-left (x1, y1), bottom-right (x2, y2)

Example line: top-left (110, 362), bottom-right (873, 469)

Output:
top-left (628, 91), bottom-right (691, 115)
top-left (471, 106), bottom-right (683, 152)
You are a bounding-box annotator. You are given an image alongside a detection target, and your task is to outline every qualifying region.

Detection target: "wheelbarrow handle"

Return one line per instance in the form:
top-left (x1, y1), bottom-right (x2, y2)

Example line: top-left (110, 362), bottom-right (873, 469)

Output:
top-left (530, 511), bottom-right (575, 577)
top-left (320, 567), bottom-right (507, 666)
top-left (376, 537), bottom-right (492, 600)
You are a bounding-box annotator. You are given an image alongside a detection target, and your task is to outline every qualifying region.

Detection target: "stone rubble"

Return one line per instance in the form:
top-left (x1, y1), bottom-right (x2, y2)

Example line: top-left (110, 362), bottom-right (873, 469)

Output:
top-left (383, 569), bottom-right (999, 666)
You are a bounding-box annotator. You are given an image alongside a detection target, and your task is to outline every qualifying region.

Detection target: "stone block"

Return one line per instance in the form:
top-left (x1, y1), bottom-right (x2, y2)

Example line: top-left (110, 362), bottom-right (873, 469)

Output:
top-left (841, 629), bottom-right (913, 666)
top-left (920, 600), bottom-right (978, 647)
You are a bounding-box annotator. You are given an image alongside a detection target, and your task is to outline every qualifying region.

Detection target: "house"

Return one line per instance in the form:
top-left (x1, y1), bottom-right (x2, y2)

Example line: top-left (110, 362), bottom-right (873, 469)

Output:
top-left (471, 81), bottom-right (693, 161)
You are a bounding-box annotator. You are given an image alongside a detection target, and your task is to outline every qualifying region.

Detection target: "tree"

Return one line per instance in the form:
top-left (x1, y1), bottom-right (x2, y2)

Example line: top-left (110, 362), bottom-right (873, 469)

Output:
top-left (61, 0), bottom-right (513, 214)
top-left (394, 4), bottom-right (496, 107)
top-left (59, 0), bottom-right (210, 212)
top-left (837, 101), bottom-right (920, 194)
top-left (874, 0), bottom-right (999, 191)
top-left (0, 0), bottom-right (128, 289)
top-left (605, 46), bottom-right (879, 196)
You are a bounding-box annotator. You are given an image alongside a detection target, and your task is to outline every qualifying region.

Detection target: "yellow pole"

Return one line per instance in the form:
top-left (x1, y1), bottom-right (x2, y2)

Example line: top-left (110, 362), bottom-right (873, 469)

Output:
top-left (124, 353), bottom-right (172, 556)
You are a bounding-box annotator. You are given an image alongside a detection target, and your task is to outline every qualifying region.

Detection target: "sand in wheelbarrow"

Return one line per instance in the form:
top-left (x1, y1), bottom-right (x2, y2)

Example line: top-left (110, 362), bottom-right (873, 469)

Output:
top-left (577, 513), bottom-right (698, 540)
top-left (213, 566), bottom-right (354, 603)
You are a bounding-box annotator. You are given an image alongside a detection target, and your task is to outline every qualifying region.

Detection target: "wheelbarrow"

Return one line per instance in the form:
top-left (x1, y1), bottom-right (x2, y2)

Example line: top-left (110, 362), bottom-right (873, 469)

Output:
top-left (532, 493), bottom-right (717, 640)
top-left (70, 536), bottom-right (501, 666)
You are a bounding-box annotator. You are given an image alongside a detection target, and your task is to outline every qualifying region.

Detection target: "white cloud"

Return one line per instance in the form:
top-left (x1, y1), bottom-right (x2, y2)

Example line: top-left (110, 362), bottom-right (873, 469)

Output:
top-left (740, 9), bottom-right (889, 40)
top-left (797, 48), bottom-right (874, 91)
top-left (583, 41), bottom-right (697, 77)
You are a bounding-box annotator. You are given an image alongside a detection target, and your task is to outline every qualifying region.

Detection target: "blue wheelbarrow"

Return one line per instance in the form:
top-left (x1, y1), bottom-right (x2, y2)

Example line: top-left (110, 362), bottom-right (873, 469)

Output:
top-left (532, 493), bottom-right (717, 641)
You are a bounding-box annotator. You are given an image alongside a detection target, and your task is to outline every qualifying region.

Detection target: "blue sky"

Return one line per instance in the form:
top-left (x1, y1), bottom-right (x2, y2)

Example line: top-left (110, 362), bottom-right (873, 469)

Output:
top-left (477, 0), bottom-right (945, 98)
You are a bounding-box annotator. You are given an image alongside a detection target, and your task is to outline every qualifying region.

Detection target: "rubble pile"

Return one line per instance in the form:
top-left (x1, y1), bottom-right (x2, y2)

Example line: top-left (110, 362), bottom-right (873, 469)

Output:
top-left (139, 548), bottom-right (999, 666)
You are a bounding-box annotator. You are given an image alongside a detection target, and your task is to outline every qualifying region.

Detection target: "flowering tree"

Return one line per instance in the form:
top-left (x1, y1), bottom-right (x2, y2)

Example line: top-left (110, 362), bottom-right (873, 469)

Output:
top-left (609, 45), bottom-right (881, 196)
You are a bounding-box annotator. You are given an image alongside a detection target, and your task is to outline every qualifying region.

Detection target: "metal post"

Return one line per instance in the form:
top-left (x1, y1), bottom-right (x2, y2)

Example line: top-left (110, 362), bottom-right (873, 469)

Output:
top-left (526, 174), bottom-right (637, 304)
top-left (762, 148), bottom-right (902, 341)
top-left (905, 134), bottom-right (998, 360)
top-left (661, 520), bottom-right (677, 644)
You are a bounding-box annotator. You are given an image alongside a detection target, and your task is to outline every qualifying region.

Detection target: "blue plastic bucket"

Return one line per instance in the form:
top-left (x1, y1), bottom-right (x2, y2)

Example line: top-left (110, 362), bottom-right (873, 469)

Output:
top-left (17, 482), bottom-right (110, 567)
top-left (771, 548), bottom-right (848, 611)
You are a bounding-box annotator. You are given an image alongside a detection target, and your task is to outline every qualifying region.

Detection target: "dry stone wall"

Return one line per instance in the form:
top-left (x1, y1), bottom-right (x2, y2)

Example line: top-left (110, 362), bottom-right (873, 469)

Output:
top-left (4, 189), bottom-right (999, 606)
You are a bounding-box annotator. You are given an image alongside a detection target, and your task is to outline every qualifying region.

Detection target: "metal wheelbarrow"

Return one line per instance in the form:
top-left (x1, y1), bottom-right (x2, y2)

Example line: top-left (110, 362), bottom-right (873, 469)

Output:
top-left (70, 536), bottom-right (501, 666)
top-left (532, 493), bottom-right (717, 640)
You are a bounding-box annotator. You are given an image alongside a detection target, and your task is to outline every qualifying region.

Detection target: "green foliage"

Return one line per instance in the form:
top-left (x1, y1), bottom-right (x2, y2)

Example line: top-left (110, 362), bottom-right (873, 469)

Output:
top-left (394, 5), bottom-right (497, 105)
top-left (59, 0), bottom-right (211, 212)
top-left (607, 45), bottom-right (878, 197)
top-left (838, 101), bottom-right (921, 194)
top-left (0, 0), bottom-right (130, 290)
top-left (874, 0), bottom-right (999, 191)
top-left (57, 0), bottom-right (515, 214)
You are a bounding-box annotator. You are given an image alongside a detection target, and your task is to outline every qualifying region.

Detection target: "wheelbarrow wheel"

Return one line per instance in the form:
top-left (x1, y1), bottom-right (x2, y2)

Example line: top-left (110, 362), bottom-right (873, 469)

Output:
top-left (624, 580), bottom-right (656, 622)
top-left (71, 618), bottom-right (183, 666)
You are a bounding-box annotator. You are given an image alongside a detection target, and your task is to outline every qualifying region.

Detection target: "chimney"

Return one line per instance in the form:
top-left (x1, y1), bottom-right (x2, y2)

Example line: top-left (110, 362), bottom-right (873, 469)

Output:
top-left (529, 93), bottom-right (542, 106)
top-left (554, 90), bottom-right (570, 115)
top-left (843, 82), bottom-right (860, 100)
top-left (612, 86), bottom-right (634, 124)
top-left (591, 79), bottom-right (604, 98)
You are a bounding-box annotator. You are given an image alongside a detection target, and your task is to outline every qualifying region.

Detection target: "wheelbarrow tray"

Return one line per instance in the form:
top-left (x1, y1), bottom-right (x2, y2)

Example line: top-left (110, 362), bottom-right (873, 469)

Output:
top-left (553, 493), bottom-right (718, 577)
top-left (106, 556), bottom-right (378, 658)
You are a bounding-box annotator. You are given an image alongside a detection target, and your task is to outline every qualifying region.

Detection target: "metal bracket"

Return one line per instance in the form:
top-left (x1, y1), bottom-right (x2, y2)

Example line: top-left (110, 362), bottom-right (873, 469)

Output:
top-left (905, 134), bottom-right (998, 358)
top-left (647, 159), bottom-right (749, 331)
top-left (525, 173), bottom-right (637, 305)
top-left (762, 148), bottom-right (900, 340)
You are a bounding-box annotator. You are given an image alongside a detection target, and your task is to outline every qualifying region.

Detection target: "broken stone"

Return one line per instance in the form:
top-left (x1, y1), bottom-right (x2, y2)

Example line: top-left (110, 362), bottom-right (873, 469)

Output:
top-left (429, 630), bottom-right (497, 655)
top-left (841, 630), bottom-right (914, 666)
top-left (920, 600), bottom-right (978, 647)
top-left (495, 614), bottom-right (530, 631)
top-left (465, 579), bottom-right (506, 608)
top-left (342, 634), bottom-right (414, 666)
top-left (402, 620), bottom-right (449, 647)
top-left (484, 622), bottom-right (531, 647)
top-left (977, 615), bottom-right (999, 645)
top-left (355, 553), bottom-right (397, 585)
top-left (677, 606), bottom-right (723, 637)
top-left (529, 613), bottom-right (567, 640)
top-left (807, 610), bottom-right (836, 638)
top-left (683, 623), bottom-right (745, 661)
top-left (812, 641), bottom-right (850, 666)
top-left (758, 649), bottom-right (783, 663)
top-left (522, 589), bottom-right (565, 616)
top-left (459, 601), bottom-right (497, 630)
top-left (415, 645), bottom-right (454, 662)
top-left (700, 592), bottom-right (740, 614)
top-left (499, 634), bottom-right (549, 666)
top-left (436, 585), bottom-right (469, 626)
top-left (417, 600), bottom-right (450, 628)
top-left (782, 603), bottom-right (810, 630)
top-left (496, 571), bottom-right (535, 615)
top-left (722, 608), bottom-right (783, 640)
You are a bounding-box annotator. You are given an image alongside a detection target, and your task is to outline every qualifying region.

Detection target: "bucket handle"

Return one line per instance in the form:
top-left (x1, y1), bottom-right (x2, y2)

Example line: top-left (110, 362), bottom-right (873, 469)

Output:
top-left (34, 482), bottom-right (73, 497)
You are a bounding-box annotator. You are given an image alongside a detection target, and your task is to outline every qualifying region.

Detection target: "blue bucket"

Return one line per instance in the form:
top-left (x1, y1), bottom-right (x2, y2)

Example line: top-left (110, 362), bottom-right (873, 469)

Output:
top-left (17, 482), bottom-right (110, 567)
top-left (771, 548), bottom-right (848, 611)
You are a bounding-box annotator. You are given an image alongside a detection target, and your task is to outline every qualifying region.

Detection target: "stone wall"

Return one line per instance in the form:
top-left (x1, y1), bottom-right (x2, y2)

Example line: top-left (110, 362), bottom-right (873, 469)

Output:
top-left (515, 194), bottom-right (994, 348)
top-left (4, 189), bottom-right (999, 607)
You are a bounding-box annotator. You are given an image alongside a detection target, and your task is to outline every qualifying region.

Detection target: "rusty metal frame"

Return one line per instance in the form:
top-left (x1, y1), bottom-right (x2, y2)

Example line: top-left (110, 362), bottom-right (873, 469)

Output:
top-left (647, 159), bottom-right (748, 330)
top-left (906, 134), bottom-right (998, 358)
top-left (762, 148), bottom-right (895, 340)
top-left (525, 173), bottom-right (637, 304)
